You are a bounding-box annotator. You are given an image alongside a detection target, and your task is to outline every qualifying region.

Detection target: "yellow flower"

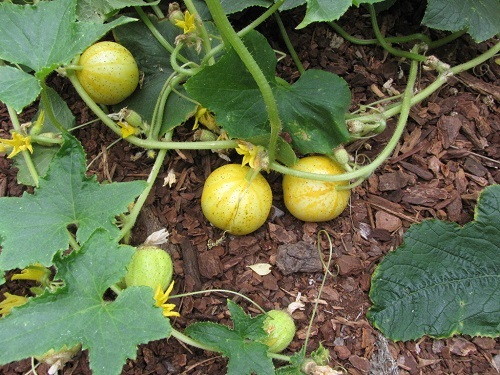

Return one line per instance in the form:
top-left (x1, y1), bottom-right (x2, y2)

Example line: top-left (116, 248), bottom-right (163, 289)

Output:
top-left (117, 121), bottom-right (137, 138)
top-left (0, 131), bottom-right (33, 158)
top-left (11, 263), bottom-right (51, 285)
top-left (0, 293), bottom-right (28, 317)
top-left (175, 10), bottom-right (196, 34)
top-left (154, 281), bottom-right (180, 318)
top-left (193, 106), bottom-right (217, 131)
top-left (235, 141), bottom-right (266, 169)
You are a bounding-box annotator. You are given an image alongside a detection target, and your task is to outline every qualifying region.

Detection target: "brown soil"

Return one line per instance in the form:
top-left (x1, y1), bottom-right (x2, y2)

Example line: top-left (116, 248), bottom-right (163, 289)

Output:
top-left (1, 2), bottom-right (499, 375)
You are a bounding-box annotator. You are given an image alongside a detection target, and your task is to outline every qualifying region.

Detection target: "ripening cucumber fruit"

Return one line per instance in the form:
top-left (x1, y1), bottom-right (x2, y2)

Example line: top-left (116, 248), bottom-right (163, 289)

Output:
top-left (76, 41), bottom-right (139, 105)
top-left (260, 309), bottom-right (296, 353)
top-left (125, 246), bottom-right (173, 291)
top-left (201, 164), bottom-right (272, 235)
top-left (282, 156), bottom-right (350, 222)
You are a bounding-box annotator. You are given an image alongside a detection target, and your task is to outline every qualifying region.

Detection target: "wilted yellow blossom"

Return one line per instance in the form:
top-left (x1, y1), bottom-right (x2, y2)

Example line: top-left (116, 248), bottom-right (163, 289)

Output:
top-left (193, 106), bottom-right (217, 131)
top-left (11, 263), bottom-right (51, 285)
top-left (117, 121), bottom-right (137, 138)
top-left (154, 281), bottom-right (180, 318)
top-left (0, 293), bottom-right (28, 317)
top-left (235, 141), bottom-right (267, 169)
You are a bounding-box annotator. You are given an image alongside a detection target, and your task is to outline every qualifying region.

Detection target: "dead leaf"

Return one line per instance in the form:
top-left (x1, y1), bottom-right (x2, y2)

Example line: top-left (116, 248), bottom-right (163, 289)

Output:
top-left (247, 263), bottom-right (272, 276)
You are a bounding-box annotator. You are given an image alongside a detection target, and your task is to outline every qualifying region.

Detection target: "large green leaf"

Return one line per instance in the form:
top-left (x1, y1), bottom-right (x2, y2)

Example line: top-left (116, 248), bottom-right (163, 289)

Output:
top-left (76, 0), bottom-right (154, 23)
top-left (0, 66), bottom-right (41, 113)
top-left (0, 0), bottom-right (134, 111)
top-left (368, 184), bottom-right (500, 341)
top-left (112, 17), bottom-right (201, 135)
top-left (0, 230), bottom-right (170, 375)
top-left (185, 31), bottom-right (351, 155)
top-left (185, 300), bottom-right (274, 375)
top-left (296, 0), bottom-right (351, 29)
top-left (422, 0), bottom-right (500, 42)
top-left (0, 135), bottom-right (146, 271)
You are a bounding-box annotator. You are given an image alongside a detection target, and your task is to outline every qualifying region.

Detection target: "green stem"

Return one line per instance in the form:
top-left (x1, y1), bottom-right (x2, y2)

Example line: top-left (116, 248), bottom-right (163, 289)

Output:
top-left (21, 150), bottom-right (39, 186)
top-left (31, 134), bottom-right (63, 145)
top-left (428, 29), bottom-right (467, 49)
top-left (67, 69), bottom-right (238, 149)
top-left (171, 288), bottom-right (267, 314)
top-left (149, 73), bottom-right (185, 140)
top-left (148, 2), bottom-right (165, 19)
top-left (204, 0), bottom-right (282, 165)
top-left (170, 328), bottom-right (218, 352)
top-left (183, 0), bottom-right (214, 61)
top-left (328, 21), bottom-right (432, 46)
top-left (350, 41), bottom-right (500, 124)
top-left (270, 46), bottom-right (420, 181)
top-left (202, 0), bottom-right (286, 67)
top-left (118, 147), bottom-right (169, 241)
top-left (368, 4), bottom-right (427, 62)
top-left (134, 6), bottom-right (190, 65)
top-left (67, 231), bottom-right (81, 251)
top-left (274, 12), bottom-right (305, 74)
top-left (40, 82), bottom-right (68, 133)
top-left (172, 327), bottom-right (292, 362)
top-left (6, 105), bottom-right (40, 186)
top-left (170, 43), bottom-right (200, 76)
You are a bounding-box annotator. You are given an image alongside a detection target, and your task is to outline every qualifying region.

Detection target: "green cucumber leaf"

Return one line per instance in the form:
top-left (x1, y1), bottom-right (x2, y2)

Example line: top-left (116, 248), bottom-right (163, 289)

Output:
top-left (352, 0), bottom-right (387, 5)
top-left (0, 229), bottom-right (170, 375)
top-left (0, 0), bottom-right (135, 111)
top-left (76, 0), bottom-right (155, 23)
top-left (185, 300), bottom-right (274, 375)
top-left (294, 0), bottom-right (388, 28)
top-left (192, 0), bottom-right (272, 19)
top-left (14, 145), bottom-right (61, 187)
top-left (112, 16), bottom-right (203, 135)
top-left (422, 0), bottom-right (500, 42)
top-left (296, 0), bottom-right (351, 29)
top-left (0, 66), bottom-right (41, 113)
top-left (0, 134), bottom-right (146, 271)
top-left (185, 30), bottom-right (351, 155)
top-left (368, 184), bottom-right (500, 341)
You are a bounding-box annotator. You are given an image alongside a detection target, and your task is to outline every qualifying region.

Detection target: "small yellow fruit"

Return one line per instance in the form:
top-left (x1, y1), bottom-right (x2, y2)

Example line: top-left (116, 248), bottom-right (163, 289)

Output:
top-left (201, 164), bottom-right (272, 235)
top-left (76, 41), bottom-right (139, 105)
top-left (282, 156), bottom-right (350, 222)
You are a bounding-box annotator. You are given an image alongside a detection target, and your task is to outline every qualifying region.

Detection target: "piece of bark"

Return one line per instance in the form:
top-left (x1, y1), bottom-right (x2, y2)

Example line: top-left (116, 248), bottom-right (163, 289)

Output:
top-left (378, 170), bottom-right (415, 191)
top-left (180, 237), bottom-right (202, 292)
top-left (398, 160), bottom-right (434, 180)
top-left (458, 72), bottom-right (500, 102)
top-left (437, 115), bottom-right (462, 149)
top-left (276, 241), bottom-right (323, 275)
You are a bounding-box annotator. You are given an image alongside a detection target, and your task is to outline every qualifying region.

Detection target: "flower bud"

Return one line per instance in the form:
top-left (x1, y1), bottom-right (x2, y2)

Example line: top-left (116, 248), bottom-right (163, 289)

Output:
top-left (168, 3), bottom-right (184, 25)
